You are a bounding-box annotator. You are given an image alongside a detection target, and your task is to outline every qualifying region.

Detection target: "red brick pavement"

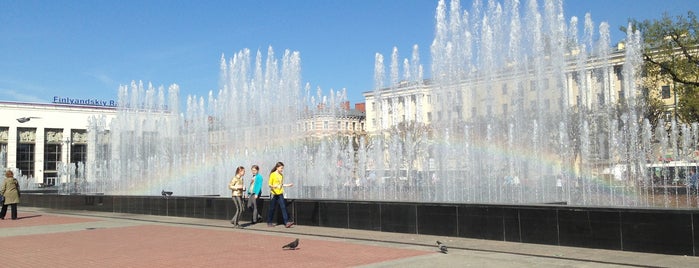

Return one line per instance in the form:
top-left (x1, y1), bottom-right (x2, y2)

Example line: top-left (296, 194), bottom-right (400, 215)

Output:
top-left (0, 213), bottom-right (99, 228)
top-left (1, 216), bottom-right (431, 267)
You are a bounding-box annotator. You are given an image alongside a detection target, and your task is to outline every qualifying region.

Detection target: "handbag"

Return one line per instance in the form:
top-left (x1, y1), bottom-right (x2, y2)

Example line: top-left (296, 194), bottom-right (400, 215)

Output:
top-left (0, 195), bottom-right (4, 205)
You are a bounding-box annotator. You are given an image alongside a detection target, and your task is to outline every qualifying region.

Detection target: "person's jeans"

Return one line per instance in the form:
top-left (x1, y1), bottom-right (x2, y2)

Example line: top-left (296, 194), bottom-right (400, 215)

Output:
top-left (247, 194), bottom-right (262, 222)
top-left (0, 203), bottom-right (18, 219)
top-left (267, 194), bottom-right (289, 224)
top-left (231, 196), bottom-right (243, 225)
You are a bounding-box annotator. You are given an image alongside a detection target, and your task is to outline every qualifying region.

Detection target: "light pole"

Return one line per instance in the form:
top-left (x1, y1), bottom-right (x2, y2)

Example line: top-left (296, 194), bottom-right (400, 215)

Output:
top-left (674, 82), bottom-right (679, 123)
top-left (63, 137), bottom-right (73, 193)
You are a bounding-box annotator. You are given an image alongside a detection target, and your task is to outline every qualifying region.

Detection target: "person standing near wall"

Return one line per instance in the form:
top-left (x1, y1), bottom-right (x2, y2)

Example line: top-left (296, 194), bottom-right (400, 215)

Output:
top-left (689, 169), bottom-right (698, 193)
top-left (0, 170), bottom-right (20, 220)
top-left (247, 164), bottom-right (264, 224)
top-left (228, 166), bottom-right (245, 228)
top-left (267, 162), bottom-right (294, 228)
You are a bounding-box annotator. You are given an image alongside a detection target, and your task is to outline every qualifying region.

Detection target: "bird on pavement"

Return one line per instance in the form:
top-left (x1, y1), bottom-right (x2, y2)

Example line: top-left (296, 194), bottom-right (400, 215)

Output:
top-left (282, 238), bottom-right (299, 250)
top-left (436, 241), bottom-right (448, 254)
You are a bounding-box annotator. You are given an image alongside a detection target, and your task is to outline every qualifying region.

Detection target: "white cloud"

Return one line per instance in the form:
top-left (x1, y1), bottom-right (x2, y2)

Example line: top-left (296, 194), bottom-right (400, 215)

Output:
top-left (0, 88), bottom-right (45, 103)
top-left (86, 72), bottom-right (116, 87)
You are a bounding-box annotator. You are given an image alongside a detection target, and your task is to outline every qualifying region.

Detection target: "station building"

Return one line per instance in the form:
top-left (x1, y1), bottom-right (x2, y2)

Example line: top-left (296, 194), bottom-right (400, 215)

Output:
top-left (0, 99), bottom-right (117, 187)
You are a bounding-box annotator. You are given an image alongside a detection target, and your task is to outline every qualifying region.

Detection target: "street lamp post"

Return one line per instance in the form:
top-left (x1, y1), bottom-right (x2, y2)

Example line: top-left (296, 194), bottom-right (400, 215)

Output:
top-left (674, 83), bottom-right (678, 122)
top-left (63, 137), bottom-right (73, 194)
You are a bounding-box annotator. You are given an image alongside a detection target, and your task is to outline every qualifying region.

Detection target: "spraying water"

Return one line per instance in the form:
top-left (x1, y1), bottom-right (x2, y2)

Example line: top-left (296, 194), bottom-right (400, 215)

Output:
top-left (81, 0), bottom-right (698, 208)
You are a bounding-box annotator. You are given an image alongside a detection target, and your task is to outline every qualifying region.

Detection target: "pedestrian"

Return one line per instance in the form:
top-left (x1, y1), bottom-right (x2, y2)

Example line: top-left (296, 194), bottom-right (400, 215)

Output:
top-left (689, 169), bottom-right (698, 193)
top-left (267, 162), bottom-right (294, 228)
top-left (0, 170), bottom-right (20, 220)
top-left (228, 166), bottom-right (245, 228)
top-left (246, 164), bottom-right (264, 224)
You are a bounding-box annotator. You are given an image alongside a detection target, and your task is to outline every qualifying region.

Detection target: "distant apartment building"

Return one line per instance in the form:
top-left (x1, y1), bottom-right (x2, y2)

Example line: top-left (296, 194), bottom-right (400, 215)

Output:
top-left (363, 43), bottom-right (679, 132)
top-left (300, 101), bottom-right (366, 138)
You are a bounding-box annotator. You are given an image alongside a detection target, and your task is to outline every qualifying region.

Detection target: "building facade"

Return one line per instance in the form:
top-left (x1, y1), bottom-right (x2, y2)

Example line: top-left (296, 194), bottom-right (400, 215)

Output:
top-left (299, 101), bottom-right (366, 138)
top-left (0, 101), bottom-right (116, 188)
top-left (363, 43), bottom-right (678, 132)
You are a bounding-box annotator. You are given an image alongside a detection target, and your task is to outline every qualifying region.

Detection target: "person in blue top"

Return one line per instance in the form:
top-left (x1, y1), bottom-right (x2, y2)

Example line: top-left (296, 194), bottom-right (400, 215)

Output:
top-left (246, 164), bottom-right (264, 224)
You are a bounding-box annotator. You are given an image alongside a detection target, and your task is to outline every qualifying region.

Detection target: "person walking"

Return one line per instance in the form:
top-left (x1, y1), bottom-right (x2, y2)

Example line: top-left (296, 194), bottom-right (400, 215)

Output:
top-left (267, 162), bottom-right (294, 228)
top-left (247, 164), bottom-right (264, 224)
top-left (228, 166), bottom-right (245, 228)
top-left (0, 170), bottom-right (20, 220)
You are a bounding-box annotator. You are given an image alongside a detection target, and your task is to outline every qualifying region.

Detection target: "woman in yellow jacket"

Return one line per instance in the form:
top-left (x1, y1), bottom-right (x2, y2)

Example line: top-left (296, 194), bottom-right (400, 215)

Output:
top-left (267, 162), bottom-right (294, 228)
top-left (1, 170), bottom-right (20, 220)
top-left (228, 166), bottom-right (245, 228)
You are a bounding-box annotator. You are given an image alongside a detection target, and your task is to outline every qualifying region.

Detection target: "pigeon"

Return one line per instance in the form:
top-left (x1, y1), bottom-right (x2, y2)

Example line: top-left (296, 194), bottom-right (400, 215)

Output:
top-left (16, 117), bottom-right (40, 123)
top-left (282, 238), bottom-right (299, 250)
top-left (436, 241), bottom-right (448, 254)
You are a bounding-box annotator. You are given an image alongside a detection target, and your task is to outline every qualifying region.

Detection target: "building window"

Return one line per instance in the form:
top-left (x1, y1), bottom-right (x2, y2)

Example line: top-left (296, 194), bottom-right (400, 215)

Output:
top-left (0, 143), bottom-right (7, 168)
top-left (44, 144), bottom-right (61, 182)
top-left (337, 121), bottom-right (341, 130)
top-left (502, 84), bottom-right (508, 95)
top-left (72, 144), bottom-right (87, 165)
top-left (44, 128), bottom-right (63, 183)
top-left (94, 133), bottom-right (111, 180)
top-left (661, 85), bottom-right (671, 99)
top-left (614, 65), bottom-right (623, 79)
top-left (17, 128), bottom-right (36, 179)
top-left (17, 144), bottom-right (35, 179)
top-left (69, 129), bottom-right (88, 164)
top-left (0, 127), bottom-right (7, 168)
top-left (324, 121), bottom-right (329, 130)
top-left (502, 104), bottom-right (508, 117)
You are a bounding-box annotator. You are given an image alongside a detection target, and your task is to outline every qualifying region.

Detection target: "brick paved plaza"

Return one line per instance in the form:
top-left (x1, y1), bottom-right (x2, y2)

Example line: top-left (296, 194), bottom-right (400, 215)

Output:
top-left (1, 207), bottom-right (696, 268)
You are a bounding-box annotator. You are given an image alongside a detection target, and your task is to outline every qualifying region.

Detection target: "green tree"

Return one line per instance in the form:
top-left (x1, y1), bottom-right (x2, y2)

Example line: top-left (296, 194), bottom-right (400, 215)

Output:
top-left (642, 88), bottom-right (667, 129)
top-left (626, 11), bottom-right (699, 122)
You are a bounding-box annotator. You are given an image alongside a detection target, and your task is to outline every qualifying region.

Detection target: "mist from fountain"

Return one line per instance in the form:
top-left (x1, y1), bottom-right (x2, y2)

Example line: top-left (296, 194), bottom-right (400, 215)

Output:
top-left (81, 0), bottom-right (698, 208)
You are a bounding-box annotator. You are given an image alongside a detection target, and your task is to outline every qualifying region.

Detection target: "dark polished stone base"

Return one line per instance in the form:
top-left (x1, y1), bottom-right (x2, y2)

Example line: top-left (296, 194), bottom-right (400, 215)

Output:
top-left (21, 194), bottom-right (698, 256)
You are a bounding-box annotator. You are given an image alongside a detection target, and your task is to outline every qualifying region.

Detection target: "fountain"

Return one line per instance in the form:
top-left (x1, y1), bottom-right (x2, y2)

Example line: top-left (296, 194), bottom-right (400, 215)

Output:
top-left (80, 0), bottom-right (697, 209)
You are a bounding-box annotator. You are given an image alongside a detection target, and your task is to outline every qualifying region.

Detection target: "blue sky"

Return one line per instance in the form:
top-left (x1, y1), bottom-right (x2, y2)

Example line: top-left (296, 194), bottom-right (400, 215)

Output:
top-left (0, 0), bottom-right (696, 106)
